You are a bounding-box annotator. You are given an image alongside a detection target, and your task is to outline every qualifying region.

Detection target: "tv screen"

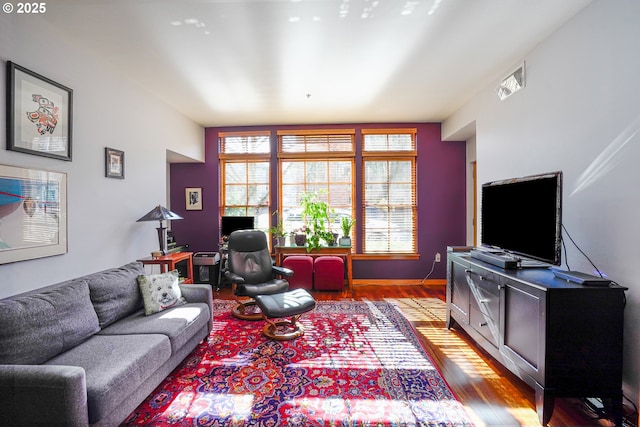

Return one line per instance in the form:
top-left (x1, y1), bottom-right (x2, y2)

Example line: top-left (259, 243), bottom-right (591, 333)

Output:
top-left (480, 171), bottom-right (562, 265)
top-left (220, 216), bottom-right (255, 237)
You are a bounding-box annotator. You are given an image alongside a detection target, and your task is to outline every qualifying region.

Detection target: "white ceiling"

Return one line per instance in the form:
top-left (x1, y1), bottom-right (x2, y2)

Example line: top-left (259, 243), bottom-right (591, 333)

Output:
top-left (39, 0), bottom-right (591, 127)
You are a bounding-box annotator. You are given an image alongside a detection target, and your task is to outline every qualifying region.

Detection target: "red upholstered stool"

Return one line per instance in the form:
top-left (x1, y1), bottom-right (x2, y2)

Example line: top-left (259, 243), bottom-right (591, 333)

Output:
top-left (282, 256), bottom-right (314, 290)
top-left (314, 256), bottom-right (344, 291)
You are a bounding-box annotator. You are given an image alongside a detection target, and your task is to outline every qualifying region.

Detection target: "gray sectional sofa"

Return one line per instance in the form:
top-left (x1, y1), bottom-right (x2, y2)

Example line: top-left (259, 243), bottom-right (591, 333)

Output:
top-left (0, 261), bottom-right (213, 426)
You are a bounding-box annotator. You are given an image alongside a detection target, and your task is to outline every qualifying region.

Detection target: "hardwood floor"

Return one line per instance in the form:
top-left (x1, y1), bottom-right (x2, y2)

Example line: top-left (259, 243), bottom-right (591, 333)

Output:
top-left (213, 284), bottom-right (635, 427)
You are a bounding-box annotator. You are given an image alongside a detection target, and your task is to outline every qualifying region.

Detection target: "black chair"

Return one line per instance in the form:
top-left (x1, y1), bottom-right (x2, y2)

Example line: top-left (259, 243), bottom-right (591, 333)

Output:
top-left (224, 229), bottom-right (292, 320)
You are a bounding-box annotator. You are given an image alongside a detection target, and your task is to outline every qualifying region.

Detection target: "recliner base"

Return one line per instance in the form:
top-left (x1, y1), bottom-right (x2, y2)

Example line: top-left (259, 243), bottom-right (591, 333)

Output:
top-left (231, 299), bottom-right (263, 320)
top-left (262, 316), bottom-right (305, 340)
top-left (254, 289), bottom-right (316, 340)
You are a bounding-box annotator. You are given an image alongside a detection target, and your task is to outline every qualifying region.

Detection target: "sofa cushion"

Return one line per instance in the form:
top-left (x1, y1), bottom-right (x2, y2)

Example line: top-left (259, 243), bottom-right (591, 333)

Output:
top-left (99, 302), bottom-right (210, 353)
top-left (44, 333), bottom-right (171, 424)
top-left (0, 280), bottom-right (100, 365)
top-left (85, 261), bottom-right (145, 327)
top-left (137, 270), bottom-right (186, 315)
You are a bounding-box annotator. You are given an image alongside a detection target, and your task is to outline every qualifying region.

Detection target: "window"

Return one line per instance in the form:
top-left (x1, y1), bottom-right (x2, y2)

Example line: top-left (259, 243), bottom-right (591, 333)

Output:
top-left (218, 128), bottom-right (417, 255)
top-left (219, 131), bottom-right (271, 231)
top-left (277, 130), bottom-right (355, 234)
top-left (362, 129), bottom-right (417, 254)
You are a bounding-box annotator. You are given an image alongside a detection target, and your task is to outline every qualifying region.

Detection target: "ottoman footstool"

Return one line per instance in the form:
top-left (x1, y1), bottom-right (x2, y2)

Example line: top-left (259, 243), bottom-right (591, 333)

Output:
top-left (254, 288), bottom-right (316, 340)
top-left (282, 255), bottom-right (314, 290)
top-left (314, 256), bottom-right (345, 291)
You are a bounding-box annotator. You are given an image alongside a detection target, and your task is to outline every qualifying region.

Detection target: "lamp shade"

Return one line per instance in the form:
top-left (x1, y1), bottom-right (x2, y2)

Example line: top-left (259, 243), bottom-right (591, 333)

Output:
top-left (137, 205), bottom-right (183, 255)
top-left (136, 205), bottom-right (183, 222)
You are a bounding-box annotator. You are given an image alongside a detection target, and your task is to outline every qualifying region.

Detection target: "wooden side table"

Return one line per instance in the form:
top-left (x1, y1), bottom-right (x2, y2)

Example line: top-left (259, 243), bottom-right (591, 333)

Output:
top-left (137, 252), bottom-right (194, 284)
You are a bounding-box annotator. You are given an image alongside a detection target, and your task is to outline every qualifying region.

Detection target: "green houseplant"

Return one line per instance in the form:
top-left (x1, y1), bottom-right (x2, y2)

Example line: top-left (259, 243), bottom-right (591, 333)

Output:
top-left (269, 211), bottom-right (287, 246)
top-left (339, 216), bottom-right (355, 246)
top-left (300, 191), bottom-right (334, 251)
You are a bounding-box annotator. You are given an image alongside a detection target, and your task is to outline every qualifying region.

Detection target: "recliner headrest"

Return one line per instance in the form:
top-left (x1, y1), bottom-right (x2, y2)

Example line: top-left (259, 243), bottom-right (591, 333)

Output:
top-left (227, 229), bottom-right (268, 252)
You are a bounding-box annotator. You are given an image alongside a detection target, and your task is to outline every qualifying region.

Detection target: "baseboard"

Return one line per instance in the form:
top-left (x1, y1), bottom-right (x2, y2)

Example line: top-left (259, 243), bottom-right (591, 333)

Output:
top-left (352, 279), bottom-right (446, 286)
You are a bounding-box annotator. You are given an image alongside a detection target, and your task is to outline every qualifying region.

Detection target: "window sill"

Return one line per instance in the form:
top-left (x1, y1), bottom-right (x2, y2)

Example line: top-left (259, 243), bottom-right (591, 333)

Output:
top-left (352, 253), bottom-right (420, 261)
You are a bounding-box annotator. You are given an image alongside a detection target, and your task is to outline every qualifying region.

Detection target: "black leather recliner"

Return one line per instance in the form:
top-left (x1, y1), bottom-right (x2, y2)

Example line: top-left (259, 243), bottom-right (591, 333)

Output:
top-left (224, 229), bottom-right (292, 320)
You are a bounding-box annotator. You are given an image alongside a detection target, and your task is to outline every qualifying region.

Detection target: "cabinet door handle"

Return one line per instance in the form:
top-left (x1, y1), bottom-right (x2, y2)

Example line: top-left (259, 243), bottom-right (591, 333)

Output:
top-left (479, 299), bottom-right (489, 304)
top-left (479, 322), bottom-right (488, 327)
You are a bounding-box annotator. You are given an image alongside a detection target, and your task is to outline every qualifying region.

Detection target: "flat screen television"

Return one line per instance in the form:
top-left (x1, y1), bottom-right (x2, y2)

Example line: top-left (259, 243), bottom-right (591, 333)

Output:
top-left (220, 216), bottom-right (255, 237)
top-left (480, 171), bottom-right (562, 265)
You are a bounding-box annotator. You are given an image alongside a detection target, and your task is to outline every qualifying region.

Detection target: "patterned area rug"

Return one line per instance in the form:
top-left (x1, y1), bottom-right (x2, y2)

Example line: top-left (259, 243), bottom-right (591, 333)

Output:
top-left (123, 300), bottom-right (474, 426)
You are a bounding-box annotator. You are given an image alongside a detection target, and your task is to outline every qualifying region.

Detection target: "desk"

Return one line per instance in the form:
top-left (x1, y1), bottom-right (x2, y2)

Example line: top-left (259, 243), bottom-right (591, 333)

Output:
top-left (274, 246), bottom-right (352, 289)
top-left (138, 252), bottom-right (194, 284)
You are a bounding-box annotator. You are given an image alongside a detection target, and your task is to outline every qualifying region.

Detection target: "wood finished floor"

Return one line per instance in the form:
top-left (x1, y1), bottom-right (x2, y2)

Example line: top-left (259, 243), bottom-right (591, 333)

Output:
top-left (213, 284), bottom-right (633, 427)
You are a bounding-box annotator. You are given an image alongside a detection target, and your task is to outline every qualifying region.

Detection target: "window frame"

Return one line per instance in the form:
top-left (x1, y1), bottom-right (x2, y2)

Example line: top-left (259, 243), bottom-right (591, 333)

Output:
top-left (218, 131), bottom-right (272, 230)
top-left (217, 128), bottom-right (419, 258)
top-left (361, 128), bottom-right (418, 255)
top-left (276, 129), bottom-right (356, 241)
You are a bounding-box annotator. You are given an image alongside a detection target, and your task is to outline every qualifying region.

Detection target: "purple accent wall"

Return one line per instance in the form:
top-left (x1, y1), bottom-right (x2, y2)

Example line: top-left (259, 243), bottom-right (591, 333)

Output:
top-left (169, 127), bottom-right (220, 253)
top-left (170, 123), bottom-right (466, 280)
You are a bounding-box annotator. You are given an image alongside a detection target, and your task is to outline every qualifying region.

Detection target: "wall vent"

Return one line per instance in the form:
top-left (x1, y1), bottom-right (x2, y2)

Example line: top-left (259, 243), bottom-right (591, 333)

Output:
top-left (496, 62), bottom-right (525, 101)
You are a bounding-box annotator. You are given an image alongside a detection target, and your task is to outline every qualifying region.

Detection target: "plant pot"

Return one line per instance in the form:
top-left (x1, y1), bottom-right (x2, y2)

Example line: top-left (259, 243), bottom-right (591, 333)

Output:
top-left (331, 232), bottom-right (339, 246)
top-left (275, 236), bottom-right (286, 247)
top-left (323, 232), bottom-right (338, 246)
top-left (339, 236), bottom-right (351, 247)
top-left (294, 234), bottom-right (306, 246)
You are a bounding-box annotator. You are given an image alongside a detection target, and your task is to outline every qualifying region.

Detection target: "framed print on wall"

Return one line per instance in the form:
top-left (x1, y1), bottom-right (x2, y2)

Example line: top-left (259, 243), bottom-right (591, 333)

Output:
top-left (105, 147), bottom-right (125, 179)
top-left (185, 187), bottom-right (202, 210)
top-left (6, 61), bottom-right (73, 161)
top-left (0, 164), bottom-right (68, 264)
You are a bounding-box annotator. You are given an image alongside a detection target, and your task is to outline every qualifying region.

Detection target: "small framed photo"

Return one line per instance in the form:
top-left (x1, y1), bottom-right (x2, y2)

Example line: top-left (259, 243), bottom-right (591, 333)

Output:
top-left (6, 61), bottom-right (73, 161)
top-left (105, 147), bottom-right (124, 179)
top-left (185, 187), bottom-right (202, 210)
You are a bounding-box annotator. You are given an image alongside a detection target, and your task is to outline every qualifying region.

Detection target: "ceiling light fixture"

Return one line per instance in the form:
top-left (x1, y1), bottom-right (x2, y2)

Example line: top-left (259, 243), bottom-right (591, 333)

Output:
top-left (496, 62), bottom-right (525, 101)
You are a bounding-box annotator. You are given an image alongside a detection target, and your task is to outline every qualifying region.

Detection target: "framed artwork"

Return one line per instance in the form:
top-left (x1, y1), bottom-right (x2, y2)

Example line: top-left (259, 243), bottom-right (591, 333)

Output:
top-left (6, 61), bottom-right (73, 161)
top-left (0, 164), bottom-right (67, 264)
top-left (185, 187), bottom-right (202, 210)
top-left (105, 147), bottom-right (125, 179)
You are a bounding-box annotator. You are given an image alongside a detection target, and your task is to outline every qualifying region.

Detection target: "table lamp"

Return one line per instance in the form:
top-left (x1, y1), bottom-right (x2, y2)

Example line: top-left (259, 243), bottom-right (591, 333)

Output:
top-left (136, 205), bottom-right (183, 255)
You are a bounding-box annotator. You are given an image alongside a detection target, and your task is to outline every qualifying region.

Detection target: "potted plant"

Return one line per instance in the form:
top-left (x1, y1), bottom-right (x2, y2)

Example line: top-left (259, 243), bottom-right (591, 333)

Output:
top-left (269, 211), bottom-right (287, 246)
top-left (292, 227), bottom-right (308, 246)
top-left (339, 216), bottom-right (355, 246)
top-left (300, 191), bottom-right (332, 251)
top-left (322, 230), bottom-right (338, 246)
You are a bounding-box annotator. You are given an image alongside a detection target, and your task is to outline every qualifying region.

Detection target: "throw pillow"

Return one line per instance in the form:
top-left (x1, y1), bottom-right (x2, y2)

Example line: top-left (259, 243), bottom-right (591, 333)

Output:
top-left (85, 261), bottom-right (145, 327)
top-left (137, 270), bottom-right (186, 315)
top-left (0, 280), bottom-right (100, 365)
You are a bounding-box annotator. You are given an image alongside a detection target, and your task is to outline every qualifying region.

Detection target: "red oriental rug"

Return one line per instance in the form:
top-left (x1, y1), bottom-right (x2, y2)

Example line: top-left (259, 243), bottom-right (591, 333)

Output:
top-left (123, 300), bottom-right (474, 426)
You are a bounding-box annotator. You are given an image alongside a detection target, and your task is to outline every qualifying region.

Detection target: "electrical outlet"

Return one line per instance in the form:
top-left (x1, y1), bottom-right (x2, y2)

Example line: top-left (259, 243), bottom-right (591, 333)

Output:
top-left (435, 252), bottom-right (441, 263)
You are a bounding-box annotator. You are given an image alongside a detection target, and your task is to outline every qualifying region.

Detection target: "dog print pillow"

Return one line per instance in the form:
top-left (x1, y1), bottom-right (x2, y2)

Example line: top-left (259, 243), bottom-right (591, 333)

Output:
top-left (137, 270), bottom-right (186, 315)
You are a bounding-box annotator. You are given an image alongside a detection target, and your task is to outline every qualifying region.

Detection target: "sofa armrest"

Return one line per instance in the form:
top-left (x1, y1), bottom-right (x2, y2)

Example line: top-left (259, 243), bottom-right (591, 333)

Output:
top-left (0, 364), bottom-right (88, 426)
top-left (179, 283), bottom-right (213, 305)
top-left (179, 283), bottom-right (214, 331)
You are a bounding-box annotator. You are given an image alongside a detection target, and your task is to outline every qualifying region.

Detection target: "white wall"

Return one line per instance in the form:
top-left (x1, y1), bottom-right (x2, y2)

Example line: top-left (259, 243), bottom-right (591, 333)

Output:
top-left (465, 136), bottom-right (476, 245)
top-left (0, 13), bottom-right (203, 298)
top-left (444, 0), bottom-right (640, 404)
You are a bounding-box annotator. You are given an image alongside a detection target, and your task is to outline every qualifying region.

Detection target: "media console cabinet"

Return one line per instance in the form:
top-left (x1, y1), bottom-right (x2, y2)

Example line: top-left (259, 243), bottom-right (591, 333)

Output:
top-left (446, 248), bottom-right (626, 426)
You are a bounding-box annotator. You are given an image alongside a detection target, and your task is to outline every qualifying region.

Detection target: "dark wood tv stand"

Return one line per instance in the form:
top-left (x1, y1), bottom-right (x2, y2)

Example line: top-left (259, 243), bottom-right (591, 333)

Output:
top-left (446, 248), bottom-right (626, 426)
